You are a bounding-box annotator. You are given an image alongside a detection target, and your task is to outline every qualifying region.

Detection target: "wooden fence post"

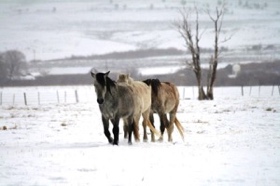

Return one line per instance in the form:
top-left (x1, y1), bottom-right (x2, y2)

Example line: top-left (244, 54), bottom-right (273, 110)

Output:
top-left (249, 86), bottom-right (252, 96)
top-left (271, 85), bottom-right (274, 96)
top-left (38, 92), bottom-right (40, 105)
top-left (192, 86), bottom-right (195, 98)
top-left (278, 85), bottom-right (280, 95)
top-left (13, 94), bottom-right (15, 105)
top-left (64, 91), bottom-right (67, 103)
top-left (241, 86), bottom-right (244, 96)
top-left (75, 89), bottom-right (79, 103)
top-left (258, 85), bottom-right (261, 96)
top-left (24, 92), bottom-right (27, 106)
top-left (57, 90), bottom-right (60, 104)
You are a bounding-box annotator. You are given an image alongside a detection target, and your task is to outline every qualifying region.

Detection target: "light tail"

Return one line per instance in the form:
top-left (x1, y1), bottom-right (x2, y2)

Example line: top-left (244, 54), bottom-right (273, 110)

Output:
top-left (146, 120), bottom-right (160, 137)
top-left (174, 117), bottom-right (185, 141)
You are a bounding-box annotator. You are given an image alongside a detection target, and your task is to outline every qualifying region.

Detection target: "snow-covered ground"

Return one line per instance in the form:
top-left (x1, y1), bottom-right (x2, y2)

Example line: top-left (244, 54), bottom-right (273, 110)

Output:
top-left (0, 86), bottom-right (280, 185)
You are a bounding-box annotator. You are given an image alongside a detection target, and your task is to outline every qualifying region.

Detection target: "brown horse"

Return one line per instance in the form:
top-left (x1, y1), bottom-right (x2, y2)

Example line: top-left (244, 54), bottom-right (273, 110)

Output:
top-left (143, 79), bottom-right (184, 142)
top-left (117, 74), bottom-right (159, 142)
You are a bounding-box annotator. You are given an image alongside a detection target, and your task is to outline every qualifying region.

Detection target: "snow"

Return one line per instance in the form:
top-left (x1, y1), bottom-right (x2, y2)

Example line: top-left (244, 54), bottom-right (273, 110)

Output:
top-left (1, 0), bottom-right (280, 61)
top-left (1, 86), bottom-right (280, 185)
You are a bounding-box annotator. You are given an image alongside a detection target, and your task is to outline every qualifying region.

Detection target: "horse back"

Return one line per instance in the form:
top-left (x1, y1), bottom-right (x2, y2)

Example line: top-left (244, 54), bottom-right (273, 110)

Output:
top-left (153, 82), bottom-right (179, 113)
top-left (116, 84), bottom-right (136, 118)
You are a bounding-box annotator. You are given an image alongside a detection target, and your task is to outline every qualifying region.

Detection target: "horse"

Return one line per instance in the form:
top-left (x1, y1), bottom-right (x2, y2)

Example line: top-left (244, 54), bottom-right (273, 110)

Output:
top-left (143, 79), bottom-right (184, 142)
top-left (90, 71), bottom-right (137, 145)
top-left (117, 74), bottom-right (160, 142)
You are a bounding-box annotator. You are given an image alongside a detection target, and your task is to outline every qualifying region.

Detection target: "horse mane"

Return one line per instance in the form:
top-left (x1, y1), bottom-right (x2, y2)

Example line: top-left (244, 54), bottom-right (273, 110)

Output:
top-left (164, 82), bottom-right (171, 85)
top-left (96, 73), bottom-right (116, 94)
top-left (143, 78), bottom-right (161, 95)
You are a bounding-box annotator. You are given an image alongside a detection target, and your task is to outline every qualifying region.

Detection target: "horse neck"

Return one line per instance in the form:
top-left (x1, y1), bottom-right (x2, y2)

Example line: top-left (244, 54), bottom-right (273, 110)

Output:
top-left (104, 82), bottom-right (118, 101)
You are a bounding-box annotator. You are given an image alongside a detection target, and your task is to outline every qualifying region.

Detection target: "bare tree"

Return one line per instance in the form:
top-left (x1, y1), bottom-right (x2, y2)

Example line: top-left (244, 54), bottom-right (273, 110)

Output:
top-left (206, 3), bottom-right (231, 100)
top-left (0, 50), bottom-right (27, 79)
top-left (175, 3), bottom-right (230, 100)
top-left (176, 7), bottom-right (206, 100)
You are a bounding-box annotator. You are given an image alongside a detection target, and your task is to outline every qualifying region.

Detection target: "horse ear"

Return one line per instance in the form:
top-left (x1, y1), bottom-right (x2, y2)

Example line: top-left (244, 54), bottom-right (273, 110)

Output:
top-left (90, 68), bottom-right (98, 78)
top-left (105, 71), bottom-right (110, 76)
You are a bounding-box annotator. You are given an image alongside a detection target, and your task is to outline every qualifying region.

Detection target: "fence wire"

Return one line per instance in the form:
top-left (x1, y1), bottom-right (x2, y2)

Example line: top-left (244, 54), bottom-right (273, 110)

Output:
top-left (0, 85), bottom-right (279, 106)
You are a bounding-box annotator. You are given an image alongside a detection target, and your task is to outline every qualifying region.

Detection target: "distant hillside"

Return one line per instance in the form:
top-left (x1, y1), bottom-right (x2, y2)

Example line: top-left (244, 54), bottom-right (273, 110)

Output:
top-left (2, 60), bottom-right (280, 87)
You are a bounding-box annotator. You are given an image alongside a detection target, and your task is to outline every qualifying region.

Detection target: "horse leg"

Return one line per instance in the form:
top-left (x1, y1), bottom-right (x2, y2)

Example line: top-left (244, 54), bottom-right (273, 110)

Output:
top-left (167, 112), bottom-right (176, 142)
top-left (142, 120), bottom-right (147, 142)
top-left (142, 110), bottom-right (150, 142)
top-left (123, 122), bottom-right (128, 139)
top-left (111, 117), bottom-right (120, 145)
top-left (127, 116), bottom-right (134, 145)
top-left (148, 111), bottom-right (155, 142)
top-left (133, 114), bottom-right (141, 142)
top-left (158, 112), bottom-right (168, 142)
top-left (102, 116), bottom-right (113, 144)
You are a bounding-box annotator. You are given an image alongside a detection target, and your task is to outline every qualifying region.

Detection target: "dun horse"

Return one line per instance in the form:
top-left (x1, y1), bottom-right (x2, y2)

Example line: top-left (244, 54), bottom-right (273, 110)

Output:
top-left (143, 79), bottom-right (184, 142)
top-left (90, 71), bottom-right (136, 145)
top-left (117, 74), bottom-right (159, 142)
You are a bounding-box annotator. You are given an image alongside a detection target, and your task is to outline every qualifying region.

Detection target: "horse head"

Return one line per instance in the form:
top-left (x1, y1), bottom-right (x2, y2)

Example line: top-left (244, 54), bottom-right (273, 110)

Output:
top-left (90, 71), bottom-right (115, 104)
top-left (117, 74), bottom-right (134, 84)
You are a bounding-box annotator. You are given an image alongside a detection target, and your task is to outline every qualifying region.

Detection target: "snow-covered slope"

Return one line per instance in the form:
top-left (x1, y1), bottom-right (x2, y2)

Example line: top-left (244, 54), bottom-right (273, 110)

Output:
top-left (1, 0), bottom-right (280, 61)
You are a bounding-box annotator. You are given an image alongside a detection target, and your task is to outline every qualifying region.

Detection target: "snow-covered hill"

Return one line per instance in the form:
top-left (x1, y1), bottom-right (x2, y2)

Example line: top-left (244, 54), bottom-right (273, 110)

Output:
top-left (1, 0), bottom-right (280, 61)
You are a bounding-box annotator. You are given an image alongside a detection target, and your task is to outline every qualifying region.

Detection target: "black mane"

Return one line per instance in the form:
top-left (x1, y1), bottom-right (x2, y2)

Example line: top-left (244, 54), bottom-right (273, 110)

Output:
top-left (96, 72), bottom-right (116, 94)
top-left (143, 78), bottom-right (161, 95)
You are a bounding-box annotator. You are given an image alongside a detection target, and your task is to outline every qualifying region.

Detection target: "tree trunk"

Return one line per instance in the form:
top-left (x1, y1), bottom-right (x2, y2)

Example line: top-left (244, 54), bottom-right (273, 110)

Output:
top-left (195, 71), bottom-right (207, 100)
top-left (207, 8), bottom-right (221, 100)
top-left (207, 86), bottom-right (213, 100)
top-left (198, 86), bottom-right (207, 100)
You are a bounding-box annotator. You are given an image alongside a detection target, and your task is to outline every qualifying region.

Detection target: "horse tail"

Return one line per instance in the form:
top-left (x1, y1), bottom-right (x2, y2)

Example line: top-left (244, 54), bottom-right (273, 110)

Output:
top-left (146, 120), bottom-right (160, 137)
top-left (174, 117), bottom-right (185, 141)
top-left (133, 120), bottom-right (140, 142)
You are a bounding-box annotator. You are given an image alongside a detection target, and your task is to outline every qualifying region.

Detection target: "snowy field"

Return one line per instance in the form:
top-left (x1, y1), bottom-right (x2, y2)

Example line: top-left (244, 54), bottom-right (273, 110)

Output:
top-left (0, 86), bottom-right (280, 185)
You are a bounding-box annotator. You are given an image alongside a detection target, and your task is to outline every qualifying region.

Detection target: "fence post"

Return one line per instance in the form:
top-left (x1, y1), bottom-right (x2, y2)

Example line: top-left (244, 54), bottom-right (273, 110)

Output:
top-left (271, 85), bottom-right (274, 96)
top-left (249, 86), bottom-right (252, 96)
top-left (24, 92), bottom-right (27, 106)
top-left (183, 87), bottom-right (185, 99)
top-left (258, 85), bottom-right (261, 96)
top-left (38, 92), bottom-right (40, 105)
top-left (13, 94), bottom-right (15, 105)
top-left (192, 86), bottom-right (195, 99)
top-left (278, 85), bottom-right (280, 95)
top-left (75, 89), bottom-right (79, 103)
top-left (64, 91), bottom-right (67, 103)
top-left (57, 90), bottom-right (60, 104)
top-left (241, 86), bottom-right (244, 96)
top-left (0, 91), bottom-right (2, 105)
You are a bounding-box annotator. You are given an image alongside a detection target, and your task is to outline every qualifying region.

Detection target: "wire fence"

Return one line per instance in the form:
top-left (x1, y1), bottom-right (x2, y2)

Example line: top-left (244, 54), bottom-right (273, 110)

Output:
top-left (0, 85), bottom-right (279, 106)
top-left (0, 86), bottom-right (95, 106)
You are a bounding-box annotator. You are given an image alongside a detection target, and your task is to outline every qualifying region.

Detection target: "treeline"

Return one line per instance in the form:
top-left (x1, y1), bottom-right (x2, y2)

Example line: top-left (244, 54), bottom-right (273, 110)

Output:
top-left (2, 60), bottom-right (280, 87)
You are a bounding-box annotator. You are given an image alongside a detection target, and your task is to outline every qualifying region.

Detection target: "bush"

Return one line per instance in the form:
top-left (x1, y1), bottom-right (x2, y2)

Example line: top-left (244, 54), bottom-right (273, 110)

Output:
top-left (0, 50), bottom-right (27, 80)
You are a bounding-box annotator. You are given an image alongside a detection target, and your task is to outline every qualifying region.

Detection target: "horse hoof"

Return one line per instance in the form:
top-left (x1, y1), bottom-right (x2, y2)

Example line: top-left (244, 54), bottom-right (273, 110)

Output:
top-left (108, 138), bottom-right (114, 144)
top-left (157, 137), bottom-right (163, 142)
top-left (143, 138), bottom-right (148, 142)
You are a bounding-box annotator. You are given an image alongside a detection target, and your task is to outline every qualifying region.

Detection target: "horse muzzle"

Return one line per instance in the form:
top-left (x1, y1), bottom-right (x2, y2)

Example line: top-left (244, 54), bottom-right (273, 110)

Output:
top-left (97, 98), bottom-right (104, 104)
